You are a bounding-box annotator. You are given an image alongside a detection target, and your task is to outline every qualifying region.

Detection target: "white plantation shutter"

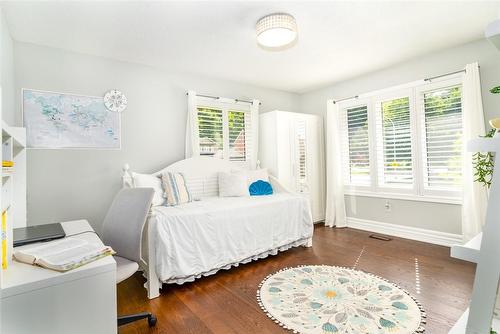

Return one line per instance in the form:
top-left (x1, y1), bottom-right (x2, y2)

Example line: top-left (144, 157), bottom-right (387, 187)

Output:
top-left (296, 119), bottom-right (307, 187)
top-left (228, 110), bottom-right (252, 162)
top-left (195, 99), bottom-right (253, 166)
top-left (340, 104), bottom-right (370, 185)
top-left (376, 96), bottom-right (413, 187)
top-left (337, 76), bottom-right (464, 200)
top-left (197, 107), bottom-right (224, 158)
top-left (421, 86), bottom-right (463, 190)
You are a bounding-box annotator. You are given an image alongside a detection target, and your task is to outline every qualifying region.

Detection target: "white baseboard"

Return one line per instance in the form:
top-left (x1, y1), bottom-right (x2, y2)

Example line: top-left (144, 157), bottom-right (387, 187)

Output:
top-left (346, 217), bottom-right (463, 247)
top-left (313, 215), bottom-right (325, 223)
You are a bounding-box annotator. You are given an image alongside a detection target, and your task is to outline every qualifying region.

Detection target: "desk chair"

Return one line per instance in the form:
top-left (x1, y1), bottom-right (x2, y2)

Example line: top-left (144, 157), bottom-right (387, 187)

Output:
top-left (101, 188), bottom-right (157, 328)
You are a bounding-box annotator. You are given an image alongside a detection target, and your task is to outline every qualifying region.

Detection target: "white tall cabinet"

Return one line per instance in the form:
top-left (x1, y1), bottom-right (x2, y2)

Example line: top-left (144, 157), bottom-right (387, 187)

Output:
top-left (449, 137), bottom-right (500, 333)
top-left (259, 110), bottom-right (325, 222)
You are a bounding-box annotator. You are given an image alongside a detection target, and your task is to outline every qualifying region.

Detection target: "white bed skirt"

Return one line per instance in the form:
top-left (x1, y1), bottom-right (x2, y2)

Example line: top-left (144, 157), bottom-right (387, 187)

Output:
top-left (152, 194), bottom-right (314, 285)
top-left (162, 237), bottom-right (311, 285)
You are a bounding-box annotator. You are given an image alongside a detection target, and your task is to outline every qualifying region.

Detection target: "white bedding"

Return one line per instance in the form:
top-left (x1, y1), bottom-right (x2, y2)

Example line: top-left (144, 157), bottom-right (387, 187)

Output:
top-left (152, 193), bottom-right (313, 284)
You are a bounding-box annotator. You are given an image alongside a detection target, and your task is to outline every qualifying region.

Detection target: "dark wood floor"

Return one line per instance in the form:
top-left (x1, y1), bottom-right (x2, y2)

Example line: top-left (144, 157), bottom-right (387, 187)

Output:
top-left (117, 225), bottom-right (475, 334)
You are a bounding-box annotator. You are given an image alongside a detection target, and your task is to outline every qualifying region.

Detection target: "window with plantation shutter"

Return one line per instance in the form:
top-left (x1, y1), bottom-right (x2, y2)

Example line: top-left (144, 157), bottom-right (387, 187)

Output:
top-left (228, 110), bottom-right (250, 162)
top-left (338, 75), bottom-right (463, 202)
top-left (296, 119), bottom-right (307, 187)
top-left (421, 86), bottom-right (462, 190)
top-left (376, 96), bottom-right (413, 187)
top-left (341, 104), bottom-right (370, 186)
top-left (197, 107), bottom-right (224, 158)
top-left (196, 99), bottom-right (253, 166)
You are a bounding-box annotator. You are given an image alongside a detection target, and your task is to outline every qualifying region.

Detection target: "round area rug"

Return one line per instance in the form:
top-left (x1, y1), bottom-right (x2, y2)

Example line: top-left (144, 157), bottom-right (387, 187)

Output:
top-left (257, 265), bottom-right (425, 334)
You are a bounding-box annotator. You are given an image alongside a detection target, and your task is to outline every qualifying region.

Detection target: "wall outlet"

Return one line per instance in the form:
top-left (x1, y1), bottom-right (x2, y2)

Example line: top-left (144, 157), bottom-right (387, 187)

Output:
top-left (384, 200), bottom-right (391, 212)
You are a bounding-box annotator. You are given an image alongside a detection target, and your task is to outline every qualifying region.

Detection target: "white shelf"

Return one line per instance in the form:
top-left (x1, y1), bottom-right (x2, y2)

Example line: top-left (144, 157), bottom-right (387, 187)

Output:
top-left (0, 121), bottom-right (26, 281)
top-left (467, 137), bottom-right (500, 153)
top-left (449, 308), bottom-right (500, 333)
top-left (454, 137), bottom-right (500, 333)
top-left (451, 233), bottom-right (482, 263)
top-left (1, 120), bottom-right (26, 149)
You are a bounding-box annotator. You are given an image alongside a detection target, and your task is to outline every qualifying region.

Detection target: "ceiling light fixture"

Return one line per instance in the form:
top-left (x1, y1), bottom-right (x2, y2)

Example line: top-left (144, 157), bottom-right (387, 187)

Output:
top-left (256, 13), bottom-right (297, 49)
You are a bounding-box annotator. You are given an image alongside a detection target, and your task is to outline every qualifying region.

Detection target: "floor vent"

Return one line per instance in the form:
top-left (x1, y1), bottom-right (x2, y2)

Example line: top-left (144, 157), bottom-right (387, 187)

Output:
top-left (369, 234), bottom-right (392, 241)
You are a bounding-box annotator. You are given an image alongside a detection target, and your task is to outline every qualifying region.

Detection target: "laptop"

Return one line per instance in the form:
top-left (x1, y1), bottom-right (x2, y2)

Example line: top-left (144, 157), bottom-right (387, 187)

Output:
top-left (13, 223), bottom-right (66, 247)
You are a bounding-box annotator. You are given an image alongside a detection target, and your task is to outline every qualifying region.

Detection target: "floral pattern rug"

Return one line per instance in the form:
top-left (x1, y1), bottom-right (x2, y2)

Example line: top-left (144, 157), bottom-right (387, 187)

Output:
top-left (257, 265), bottom-right (425, 333)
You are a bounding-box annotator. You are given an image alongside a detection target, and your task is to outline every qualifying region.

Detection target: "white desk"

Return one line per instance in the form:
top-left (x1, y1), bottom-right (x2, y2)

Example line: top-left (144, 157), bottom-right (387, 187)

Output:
top-left (1, 220), bottom-right (117, 334)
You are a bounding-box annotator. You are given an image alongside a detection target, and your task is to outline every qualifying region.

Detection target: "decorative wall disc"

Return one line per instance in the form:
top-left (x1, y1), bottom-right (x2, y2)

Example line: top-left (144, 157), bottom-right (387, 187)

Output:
top-left (104, 89), bottom-right (127, 112)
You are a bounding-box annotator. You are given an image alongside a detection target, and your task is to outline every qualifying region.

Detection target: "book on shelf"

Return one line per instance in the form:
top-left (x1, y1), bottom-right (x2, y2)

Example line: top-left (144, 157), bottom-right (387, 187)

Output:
top-left (2, 160), bottom-right (14, 168)
top-left (2, 167), bottom-right (13, 175)
top-left (13, 237), bottom-right (114, 272)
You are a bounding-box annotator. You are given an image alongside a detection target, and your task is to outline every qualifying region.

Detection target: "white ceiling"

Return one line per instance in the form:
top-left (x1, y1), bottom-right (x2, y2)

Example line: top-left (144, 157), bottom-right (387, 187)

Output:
top-left (2, 1), bottom-right (500, 93)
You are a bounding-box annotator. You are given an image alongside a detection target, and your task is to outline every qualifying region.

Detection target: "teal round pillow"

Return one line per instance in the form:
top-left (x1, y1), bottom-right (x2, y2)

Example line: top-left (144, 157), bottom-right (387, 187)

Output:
top-left (249, 180), bottom-right (273, 196)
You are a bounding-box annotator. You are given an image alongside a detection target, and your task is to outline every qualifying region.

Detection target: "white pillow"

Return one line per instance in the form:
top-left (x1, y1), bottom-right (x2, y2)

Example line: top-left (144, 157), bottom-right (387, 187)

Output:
top-left (160, 172), bottom-right (192, 206)
top-left (247, 168), bottom-right (269, 185)
top-left (218, 172), bottom-right (249, 197)
top-left (233, 168), bottom-right (270, 185)
top-left (132, 172), bottom-right (164, 206)
top-left (184, 174), bottom-right (219, 199)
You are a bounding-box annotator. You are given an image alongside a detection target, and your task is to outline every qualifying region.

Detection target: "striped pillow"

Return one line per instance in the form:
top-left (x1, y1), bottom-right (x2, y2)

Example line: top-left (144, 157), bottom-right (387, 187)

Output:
top-left (160, 172), bottom-right (192, 206)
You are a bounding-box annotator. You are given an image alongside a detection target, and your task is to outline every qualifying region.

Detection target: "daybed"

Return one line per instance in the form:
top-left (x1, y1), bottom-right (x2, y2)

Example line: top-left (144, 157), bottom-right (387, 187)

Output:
top-left (122, 157), bottom-right (314, 299)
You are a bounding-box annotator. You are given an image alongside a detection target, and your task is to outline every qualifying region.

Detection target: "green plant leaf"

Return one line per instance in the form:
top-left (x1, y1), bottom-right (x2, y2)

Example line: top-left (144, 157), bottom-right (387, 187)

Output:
top-left (473, 130), bottom-right (496, 188)
top-left (490, 86), bottom-right (500, 94)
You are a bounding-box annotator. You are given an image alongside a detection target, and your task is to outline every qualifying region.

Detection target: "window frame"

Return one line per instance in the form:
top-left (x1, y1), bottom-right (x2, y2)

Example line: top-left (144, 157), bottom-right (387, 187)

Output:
top-left (339, 76), bottom-right (464, 204)
top-left (373, 89), bottom-right (417, 195)
top-left (415, 77), bottom-right (463, 200)
top-left (195, 97), bottom-right (252, 167)
top-left (227, 110), bottom-right (249, 163)
top-left (340, 98), bottom-right (374, 194)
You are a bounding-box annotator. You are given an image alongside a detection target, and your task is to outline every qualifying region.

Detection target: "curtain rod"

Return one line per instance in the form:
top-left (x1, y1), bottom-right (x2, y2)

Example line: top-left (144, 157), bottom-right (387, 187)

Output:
top-left (332, 95), bottom-right (359, 104)
top-left (424, 69), bottom-right (466, 82)
top-left (332, 68), bottom-right (468, 104)
top-left (187, 92), bottom-right (261, 105)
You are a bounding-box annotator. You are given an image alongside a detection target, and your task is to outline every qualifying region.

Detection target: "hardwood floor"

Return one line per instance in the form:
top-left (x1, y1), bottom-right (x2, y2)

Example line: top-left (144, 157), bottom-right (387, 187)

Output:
top-left (117, 225), bottom-right (475, 334)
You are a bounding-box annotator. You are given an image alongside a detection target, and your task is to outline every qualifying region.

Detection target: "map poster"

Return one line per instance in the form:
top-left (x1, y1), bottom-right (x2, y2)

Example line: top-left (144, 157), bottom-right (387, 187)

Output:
top-left (22, 89), bottom-right (121, 149)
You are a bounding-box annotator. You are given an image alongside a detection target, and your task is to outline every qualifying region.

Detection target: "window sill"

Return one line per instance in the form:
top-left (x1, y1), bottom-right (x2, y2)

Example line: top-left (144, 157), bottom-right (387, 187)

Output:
top-left (343, 190), bottom-right (462, 205)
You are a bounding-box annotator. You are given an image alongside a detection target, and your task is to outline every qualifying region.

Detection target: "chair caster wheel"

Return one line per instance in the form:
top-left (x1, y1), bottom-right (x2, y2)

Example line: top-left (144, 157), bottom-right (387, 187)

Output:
top-left (148, 315), bottom-right (157, 327)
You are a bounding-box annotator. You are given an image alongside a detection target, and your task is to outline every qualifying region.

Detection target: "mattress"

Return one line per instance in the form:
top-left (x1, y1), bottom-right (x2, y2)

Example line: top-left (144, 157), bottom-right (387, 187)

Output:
top-left (152, 193), bottom-right (314, 284)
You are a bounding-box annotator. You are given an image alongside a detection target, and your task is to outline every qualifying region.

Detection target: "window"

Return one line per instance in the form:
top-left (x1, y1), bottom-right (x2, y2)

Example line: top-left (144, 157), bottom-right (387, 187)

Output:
top-left (339, 77), bottom-right (463, 202)
top-left (341, 104), bottom-right (371, 186)
top-left (376, 96), bottom-right (413, 187)
top-left (228, 110), bottom-right (249, 162)
top-left (421, 86), bottom-right (462, 191)
top-left (295, 119), bottom-right (307, 191)
top-left (196, 98), bottom-right (252, 165)
top-left (198, 107), bottom-right (223, 158)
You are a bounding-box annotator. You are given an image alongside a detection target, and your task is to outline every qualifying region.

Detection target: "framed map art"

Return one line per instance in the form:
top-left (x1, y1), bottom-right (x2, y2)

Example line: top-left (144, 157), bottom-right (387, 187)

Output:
top-left (22, 89), bottom-right (121, 149)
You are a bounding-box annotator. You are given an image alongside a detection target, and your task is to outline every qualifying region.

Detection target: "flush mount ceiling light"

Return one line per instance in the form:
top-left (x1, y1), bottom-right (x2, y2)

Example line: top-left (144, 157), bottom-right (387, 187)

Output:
top-left (256, 13), bottom-right (297, 49)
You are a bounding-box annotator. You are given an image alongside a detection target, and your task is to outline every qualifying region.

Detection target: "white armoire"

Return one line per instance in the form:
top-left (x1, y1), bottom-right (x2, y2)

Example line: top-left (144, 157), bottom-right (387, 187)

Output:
top-left (259, 110), bottom-right (325, 222)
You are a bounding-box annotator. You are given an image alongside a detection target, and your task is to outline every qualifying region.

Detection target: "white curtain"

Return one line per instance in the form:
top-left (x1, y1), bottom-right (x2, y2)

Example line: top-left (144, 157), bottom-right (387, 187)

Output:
top-left (185, 90), bottom-right (200, 158)
top-left (462, 62), bottom-right (488, 242)
top-left (325, 100), bottom-right (347, 228)
top-left (250, 99), bottom-right (260, 169)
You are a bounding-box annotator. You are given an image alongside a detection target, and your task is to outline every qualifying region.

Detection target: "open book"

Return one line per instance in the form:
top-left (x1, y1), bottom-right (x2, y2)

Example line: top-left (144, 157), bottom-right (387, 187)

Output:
top-left (13, 237), bottom-right (114, 272)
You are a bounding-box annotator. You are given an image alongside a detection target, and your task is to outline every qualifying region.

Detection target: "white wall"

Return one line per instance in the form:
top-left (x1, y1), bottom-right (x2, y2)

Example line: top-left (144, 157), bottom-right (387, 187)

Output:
top-left (1, 9), bottom-right (14, 125)
top-left (14, 42), bottom-right (300, 232)
top-left (12, 36), bottom-right (500, 236)
top-left (299, 38), bottom-right (500, 235)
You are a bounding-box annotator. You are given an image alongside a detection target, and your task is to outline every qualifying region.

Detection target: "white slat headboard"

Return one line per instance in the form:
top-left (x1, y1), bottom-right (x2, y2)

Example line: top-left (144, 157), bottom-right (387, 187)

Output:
top-left (122, 157), bottom-right (235, 197)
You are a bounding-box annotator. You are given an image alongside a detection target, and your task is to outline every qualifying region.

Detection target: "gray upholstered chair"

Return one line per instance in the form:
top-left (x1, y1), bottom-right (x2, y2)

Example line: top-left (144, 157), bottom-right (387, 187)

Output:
top-left (101, 188), bottom-right (157, 328)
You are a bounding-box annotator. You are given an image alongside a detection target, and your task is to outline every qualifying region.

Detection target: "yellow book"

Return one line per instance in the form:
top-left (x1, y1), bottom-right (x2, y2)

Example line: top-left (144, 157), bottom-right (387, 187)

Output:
top-left (2, 161), bottom-right (13, 168)
top-left (2, 210), bottom-right (7, 269)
